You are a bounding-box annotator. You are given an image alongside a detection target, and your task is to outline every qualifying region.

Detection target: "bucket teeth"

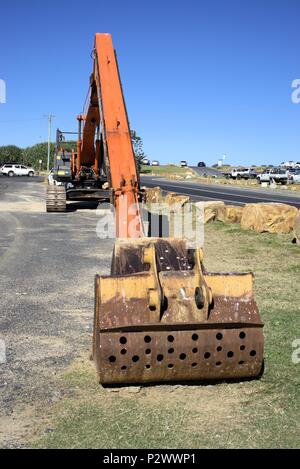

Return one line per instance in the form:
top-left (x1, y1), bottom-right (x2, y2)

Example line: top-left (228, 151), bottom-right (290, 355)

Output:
top-left (93, 238), bottom-right (264, 385)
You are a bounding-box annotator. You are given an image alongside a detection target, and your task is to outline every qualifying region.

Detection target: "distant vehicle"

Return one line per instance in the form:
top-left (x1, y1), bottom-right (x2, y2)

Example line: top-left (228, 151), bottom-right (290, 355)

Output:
top-left (257, 169), bottom-right (272, 183)
top-left (281, 161), bottom-right (296, 168)
top-left (225, 168), bottom-right (257, 180)
top-left (141, 158), bottom-right (150, 166)
top-left (180, 160), bottom-right (188, 167)
top-left (1, 164), bottom-right (35, 177)
top-left (259, 168), bottom-right (289, 184)
top-left (151, 160), bottom-right (160, 166)
top-left (290, 169), bottom-right (300, 184)
top-left (197, 161), bottom-right (206, 167)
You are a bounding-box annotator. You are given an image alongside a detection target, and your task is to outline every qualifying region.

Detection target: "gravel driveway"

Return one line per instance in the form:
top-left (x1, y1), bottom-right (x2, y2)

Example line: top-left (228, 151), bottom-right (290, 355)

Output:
top-left (0, 176), bottom-right (114, 447)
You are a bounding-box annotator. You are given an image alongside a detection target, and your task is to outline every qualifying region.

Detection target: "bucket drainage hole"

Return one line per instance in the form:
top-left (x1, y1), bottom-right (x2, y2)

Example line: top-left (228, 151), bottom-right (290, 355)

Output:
top-left (216, 333), bottom-right (223, 340)
top-left (119, 337), bottom-right (127, 344)
top-left (145, 364), bottom-right (151, 369)
top-left (144, 336), bottom-right (152, 343)
top-left (157, 354), bottom-right (164, 362)
top-left (239, 360), bottom-right (245, 365)
top-left (168, 364), bottom-right (174, 369)
top-left (240, 345), bottom-right (245, 351)
top-left (145, 349), bottom-right (151, 355)
top-left (192, 334), bottom-right (198, 341)
top-left (167, 335), bottom-right (174, 342)
top-left (204, 352), bottom-right (211, 359)
top-left (250, 350), bottom-right (256, 357)
top-left (239, 331), bottom-right (246, 339)
top-left (227, 351), bottom-right (234, 358)
top-left (192, 348), bottom-right (198, 353)
top-left (179, 353), bottom-right (186, 360)
top-left (217, 346), bottom-right (222, 352)
top-left (121, 366), bottom-right (127, 370)
top-left (191, 363), bottom-right (197, 367)
top-left (216, 361), bottom-right (222, 366)
top-left (120, 349), bottom-right (127, 355)
top-left (109, 356), bottom-right (116, 363)
top-left (168, 348), bottom-right (174, 354)
top-left (132, 355), bottom-right (139, 362)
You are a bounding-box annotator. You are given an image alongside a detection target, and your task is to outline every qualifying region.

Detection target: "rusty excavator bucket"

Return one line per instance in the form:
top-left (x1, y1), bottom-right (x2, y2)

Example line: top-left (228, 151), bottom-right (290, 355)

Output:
top-left (93, 238), bottom-right (264, 385)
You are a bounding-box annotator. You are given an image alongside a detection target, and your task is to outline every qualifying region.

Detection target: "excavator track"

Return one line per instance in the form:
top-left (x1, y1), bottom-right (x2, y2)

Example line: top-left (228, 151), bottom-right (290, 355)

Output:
top-left (46, 186), bottom-right (67, 213)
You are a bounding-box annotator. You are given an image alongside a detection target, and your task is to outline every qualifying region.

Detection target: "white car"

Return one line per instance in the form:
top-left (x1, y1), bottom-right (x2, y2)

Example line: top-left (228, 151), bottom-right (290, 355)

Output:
top-left (1, 164), bottom-right (35, 177)
top-left (180, 160), bottom-right (188, 167)
top-left (290, 170), bottom-right (300, 184)
top-left (151, 160), bottom-right (160, 166)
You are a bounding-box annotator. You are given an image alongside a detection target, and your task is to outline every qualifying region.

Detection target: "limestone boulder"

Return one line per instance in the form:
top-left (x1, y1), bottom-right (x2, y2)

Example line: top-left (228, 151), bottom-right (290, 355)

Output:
top-left (225, 205), bottom-right (244, 224)
top-left (143, 186), bottom-right (162, 204)
top-left (164, 192), bottom-right (191, 207)
top-left (195, 200), bottom-right (226, 224)
top-left (241, 203), bottom-right (298, 234)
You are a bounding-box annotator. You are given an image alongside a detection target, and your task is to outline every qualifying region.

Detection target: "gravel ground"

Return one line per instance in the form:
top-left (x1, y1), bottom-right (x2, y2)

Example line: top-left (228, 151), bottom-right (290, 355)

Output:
top-left (0, 176), bottom-right (114, 447)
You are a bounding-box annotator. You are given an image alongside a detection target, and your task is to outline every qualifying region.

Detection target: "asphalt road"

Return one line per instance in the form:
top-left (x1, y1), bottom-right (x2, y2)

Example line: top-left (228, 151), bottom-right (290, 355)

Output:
top-left (0, 176), bottom-right (114, 447)
top-left (189, 166), bottom-right (223, 177)
top-left (140, 176), bottom-right (300, 208)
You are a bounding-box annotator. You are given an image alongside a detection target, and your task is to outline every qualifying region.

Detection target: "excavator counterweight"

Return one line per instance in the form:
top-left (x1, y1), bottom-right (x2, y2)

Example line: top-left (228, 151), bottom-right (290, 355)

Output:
top-left (70, 33), bottom-right (264, 385)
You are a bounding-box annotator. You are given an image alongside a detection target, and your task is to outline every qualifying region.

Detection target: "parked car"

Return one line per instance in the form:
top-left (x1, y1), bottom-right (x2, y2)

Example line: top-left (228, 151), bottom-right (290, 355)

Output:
top-left (180, 160), bottom-right (188, 167)
top-left (262, 168), bottom-right (289, 184)
top-left (225, 168), bottom-right (257, 180)
top-left (141, 158), bottom-right (150, 166)
top-left (290, 170), bottom-right (300, 184)
top-left (151, 160), bottom-right (160, 166)
top-left (1, 164), bottom-right (35, 177)
top-left (197, 161), bottom-right (206, 167)
top-left (257, 169), bottom-right (271, 183)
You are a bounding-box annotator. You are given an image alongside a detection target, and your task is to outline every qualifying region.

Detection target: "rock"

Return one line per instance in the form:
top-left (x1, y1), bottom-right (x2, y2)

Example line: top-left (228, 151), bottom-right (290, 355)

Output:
top-left (293, 211), bottom-right (300, 244)
top-left (144, 186), bottom-right (162, 204)
top-left (164, 192), bottom-right (190, 206)
top-left (241, 203), bottom-right (298, 234)
top-left (195, 201), bottom-right (226, 223)
top-left (225, 205), bottom-right (244, 224)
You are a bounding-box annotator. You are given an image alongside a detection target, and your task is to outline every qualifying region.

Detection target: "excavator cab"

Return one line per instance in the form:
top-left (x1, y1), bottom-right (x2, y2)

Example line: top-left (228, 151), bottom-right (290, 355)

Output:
top-left (84, 33), bottom-right (264, 385)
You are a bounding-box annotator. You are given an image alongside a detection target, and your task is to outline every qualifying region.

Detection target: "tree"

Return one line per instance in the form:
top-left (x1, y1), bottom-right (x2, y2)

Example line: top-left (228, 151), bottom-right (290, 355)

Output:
top-left (0, 145), bottom-right (23, 165)
top-left (131, 130), bottom-right (146, 157)
top-left (22, 142), bottom-right (56, 170)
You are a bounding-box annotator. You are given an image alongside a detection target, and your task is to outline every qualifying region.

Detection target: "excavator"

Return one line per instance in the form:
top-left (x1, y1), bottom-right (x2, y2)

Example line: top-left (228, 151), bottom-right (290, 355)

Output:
top-left (56, 33), bottom-right (265, 385)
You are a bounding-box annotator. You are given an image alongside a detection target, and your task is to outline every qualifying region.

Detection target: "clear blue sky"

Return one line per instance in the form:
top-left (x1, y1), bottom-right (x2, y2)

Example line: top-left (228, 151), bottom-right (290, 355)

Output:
top-left (0, 0), bottom-right (300, 166)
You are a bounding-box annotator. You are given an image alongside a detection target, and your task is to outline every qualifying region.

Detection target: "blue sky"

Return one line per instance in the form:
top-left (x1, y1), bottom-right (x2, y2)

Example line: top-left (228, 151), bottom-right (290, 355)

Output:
top-left (0, 0), bottom-right (300, 166)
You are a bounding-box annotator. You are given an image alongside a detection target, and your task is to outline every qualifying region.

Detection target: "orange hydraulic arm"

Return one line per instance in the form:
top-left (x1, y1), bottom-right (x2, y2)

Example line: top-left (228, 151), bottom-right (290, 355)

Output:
top-left (92, 33), bottom-right (144, 238)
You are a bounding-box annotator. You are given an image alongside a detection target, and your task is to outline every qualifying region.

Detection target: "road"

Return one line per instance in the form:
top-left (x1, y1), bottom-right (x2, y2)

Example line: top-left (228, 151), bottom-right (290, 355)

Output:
top-left (140, 176), bottom-right (300, 208)
top-left (189, 166), bottom-right (223, 177)
top-left (0, 176), bottom-right (114, 447)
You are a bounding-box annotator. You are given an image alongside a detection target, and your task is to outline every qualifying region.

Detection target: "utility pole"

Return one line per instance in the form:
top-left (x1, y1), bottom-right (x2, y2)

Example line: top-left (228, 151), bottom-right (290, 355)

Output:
top-left (45, 114), bottom-right (54, 172)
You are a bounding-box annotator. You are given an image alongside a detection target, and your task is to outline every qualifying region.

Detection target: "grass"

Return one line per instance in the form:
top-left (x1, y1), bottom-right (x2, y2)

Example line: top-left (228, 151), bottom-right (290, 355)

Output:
top-left (33, 222), bottom-right (300, 449)
top-left (140, 164), bottom-right (195, 177)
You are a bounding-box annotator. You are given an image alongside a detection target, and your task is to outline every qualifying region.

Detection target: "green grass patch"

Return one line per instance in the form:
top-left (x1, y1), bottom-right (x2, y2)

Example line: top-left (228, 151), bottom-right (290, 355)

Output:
top-left (140, 164), bottom-right (195, 177)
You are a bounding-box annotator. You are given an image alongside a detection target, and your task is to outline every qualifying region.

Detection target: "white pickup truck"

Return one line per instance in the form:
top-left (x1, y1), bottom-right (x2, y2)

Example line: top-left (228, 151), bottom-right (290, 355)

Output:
top-left (224, 168), bottom-right (257, 180)
top-left (257, 168), bottom-right (289, 185)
